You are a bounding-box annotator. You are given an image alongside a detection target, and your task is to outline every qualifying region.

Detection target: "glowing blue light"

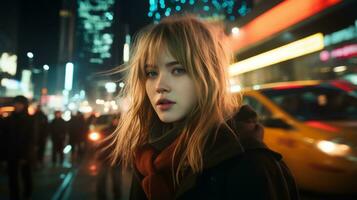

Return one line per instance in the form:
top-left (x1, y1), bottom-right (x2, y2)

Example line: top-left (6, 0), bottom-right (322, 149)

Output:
top-left (149, 0), bottom-right (155, 5)
top-left (145, 0), bottom-right (251, 22)
top-left (105, 12), bottom-right (113, 20)
top-left (63, 145), bottom-right (72, 154)
top-left (165, 8), bottom-right (171, 16)
top-left (212, 1), bottom-right (220, 9)
top-left (238, 2), bottom-right (249, 16)
top-left (159, 0), bottom-right (165, 9)
top-left (150, 6), bottom-right (156, 11)
top-left (155, 12), bottom-right (161, 20)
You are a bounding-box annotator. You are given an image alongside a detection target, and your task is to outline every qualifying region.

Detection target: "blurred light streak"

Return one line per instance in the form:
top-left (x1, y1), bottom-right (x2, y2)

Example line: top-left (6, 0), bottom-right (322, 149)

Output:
top-left (316, 140), bottom-right (350, 156)
top-left (1, 78), bottom-right (20, 90)
top-left (123, 43), bottom-right (130, 62)
top-left (64, 62), bottom-right (74, 91)
top-left (230, 0), bottom-right (341, 52)
top-left (333, 66), bottom-right (347, 73)
top-left (230, 84), bottom-right (241, 93)
top-left (0, 53), bottom-right (17, 75)
top-left (229, 33), bottom-right (324, 76)
top-left (63, 145), bottom-right (72, 154)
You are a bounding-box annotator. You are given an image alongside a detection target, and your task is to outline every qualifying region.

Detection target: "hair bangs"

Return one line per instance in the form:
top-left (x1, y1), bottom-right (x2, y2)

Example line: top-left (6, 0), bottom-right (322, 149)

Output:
top-left (140, 25), bottom-right (168, 72)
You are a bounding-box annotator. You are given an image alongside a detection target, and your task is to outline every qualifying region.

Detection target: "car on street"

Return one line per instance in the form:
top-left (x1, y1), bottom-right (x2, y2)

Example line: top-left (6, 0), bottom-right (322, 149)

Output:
top-left (239, 80), bottom-right (357, 194)
top-left (87, 113), bottom-right (117, 145)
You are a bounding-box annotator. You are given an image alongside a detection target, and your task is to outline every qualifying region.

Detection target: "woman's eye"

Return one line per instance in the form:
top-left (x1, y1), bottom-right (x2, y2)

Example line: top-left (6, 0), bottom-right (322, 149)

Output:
top-left (146, 71), bottom-right (158, 78)
top-left (172, 68), bottom-right (186, 75)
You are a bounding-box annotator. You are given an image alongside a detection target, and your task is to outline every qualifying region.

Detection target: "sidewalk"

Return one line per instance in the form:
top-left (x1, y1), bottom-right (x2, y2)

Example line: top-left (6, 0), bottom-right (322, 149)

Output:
top-left (0, 140), bottom-right (74, 200)
top-left (61, 150), bottom-right (132, 200)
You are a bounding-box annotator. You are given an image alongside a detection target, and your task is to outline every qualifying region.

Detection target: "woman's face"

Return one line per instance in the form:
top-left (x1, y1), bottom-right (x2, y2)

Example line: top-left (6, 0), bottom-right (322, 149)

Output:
top-left (145, 47), bottom-right (198, 123)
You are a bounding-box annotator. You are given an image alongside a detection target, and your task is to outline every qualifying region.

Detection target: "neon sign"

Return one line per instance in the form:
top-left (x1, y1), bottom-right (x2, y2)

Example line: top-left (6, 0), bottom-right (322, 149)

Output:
top-left (324, 20), bottom-right (357, 47)
top-left (320, 44), bottom-right (357, 61)
top-left (0, 53), bottom-right (17, 76)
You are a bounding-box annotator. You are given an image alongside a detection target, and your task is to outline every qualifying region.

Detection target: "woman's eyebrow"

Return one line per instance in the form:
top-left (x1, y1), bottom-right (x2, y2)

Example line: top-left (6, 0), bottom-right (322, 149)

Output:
top-left (144, 64), bottom-right (156, 69)
top-left (165, 61), bottom-right (180, 67)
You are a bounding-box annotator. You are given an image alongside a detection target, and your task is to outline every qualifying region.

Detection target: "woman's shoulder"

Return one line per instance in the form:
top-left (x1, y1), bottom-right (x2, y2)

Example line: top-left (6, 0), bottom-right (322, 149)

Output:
top-left (203, 105), bottom-right (266, 168)
top-left (228, 104), bottom-right (264, 140)
top-left (201, 148), bottom-right (299, 200)
top-left (208, 144), bottom-right (282, 173)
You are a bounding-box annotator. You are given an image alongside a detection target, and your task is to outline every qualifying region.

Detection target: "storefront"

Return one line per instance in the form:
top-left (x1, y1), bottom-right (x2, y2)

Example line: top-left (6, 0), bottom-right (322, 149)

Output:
top-left (229, 0), bottom-right (357, 87)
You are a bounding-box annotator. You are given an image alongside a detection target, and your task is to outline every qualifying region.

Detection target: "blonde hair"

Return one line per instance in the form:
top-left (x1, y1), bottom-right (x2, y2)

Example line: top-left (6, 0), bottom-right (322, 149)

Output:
top-left (109, 15), bottom-right (242, 183)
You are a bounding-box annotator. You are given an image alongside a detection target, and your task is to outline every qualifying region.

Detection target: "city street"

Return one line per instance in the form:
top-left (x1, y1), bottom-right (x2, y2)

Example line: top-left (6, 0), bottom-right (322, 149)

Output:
top-left (1, 141), bottom-right (356, 200)
top-left (0, 141), bottom-right (131, 200)
top-left (0, 140), bottom-right (72, 200)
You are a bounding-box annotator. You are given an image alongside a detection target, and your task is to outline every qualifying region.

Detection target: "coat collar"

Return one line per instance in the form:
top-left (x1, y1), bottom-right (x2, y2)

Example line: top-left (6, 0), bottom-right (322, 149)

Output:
top-left (175, 105), bottom-right (275, 199)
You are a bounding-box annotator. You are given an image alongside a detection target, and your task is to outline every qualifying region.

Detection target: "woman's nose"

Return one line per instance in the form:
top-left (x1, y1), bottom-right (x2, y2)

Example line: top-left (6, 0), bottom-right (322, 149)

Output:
top-left (155, 73), bottom-right (170, 93)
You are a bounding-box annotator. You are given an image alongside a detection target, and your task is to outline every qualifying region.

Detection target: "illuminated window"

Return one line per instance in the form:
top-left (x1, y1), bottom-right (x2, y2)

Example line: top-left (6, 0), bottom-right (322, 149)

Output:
top-left (147, 0), bottom-right (252, 22)
top-left (77, 0), bottom-right (115, 64)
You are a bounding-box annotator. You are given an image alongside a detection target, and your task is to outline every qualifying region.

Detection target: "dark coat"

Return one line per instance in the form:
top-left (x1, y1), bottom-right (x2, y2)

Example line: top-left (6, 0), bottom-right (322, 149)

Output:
top-left (3, 111), bottom-right (35, 160)
top-left (33, 110), bottom-right (48, 143)
top-left (50, 117), bottom-right (67, 142)
top-left (68, 114), bottom-right (86, 144)
top-left (130, 105), bottom-right (300, 200)
top-left (0, 117), bottom-right (6, 160)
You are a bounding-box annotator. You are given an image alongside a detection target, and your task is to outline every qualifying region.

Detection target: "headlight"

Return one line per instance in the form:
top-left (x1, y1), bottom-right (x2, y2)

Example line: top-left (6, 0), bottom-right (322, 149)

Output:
top-left (316, 140), bottom-right (351, 156)
top-left (88, 132), bottom-right (101, 142)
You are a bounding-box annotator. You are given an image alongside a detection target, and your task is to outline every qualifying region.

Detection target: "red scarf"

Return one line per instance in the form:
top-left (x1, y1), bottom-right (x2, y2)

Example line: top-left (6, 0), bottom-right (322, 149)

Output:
top-left (135, 138), bottom-right (180, 200)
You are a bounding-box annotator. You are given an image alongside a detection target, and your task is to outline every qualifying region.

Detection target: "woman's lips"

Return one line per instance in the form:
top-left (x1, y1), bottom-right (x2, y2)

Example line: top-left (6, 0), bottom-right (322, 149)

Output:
top-left (157, 102), bottom-right (175, 111)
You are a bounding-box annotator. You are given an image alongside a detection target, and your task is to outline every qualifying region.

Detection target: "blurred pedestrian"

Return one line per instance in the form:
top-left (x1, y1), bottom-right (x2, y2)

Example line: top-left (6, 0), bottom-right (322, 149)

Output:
top-left (33, 105), bottom-right (49, 167)
top-left (0, 116), bottom-right (6, 162)
top-left (3, 95), bottom-right (35, 200)
top-left (83, 113), bottom-right (97, 152)
top-left (107, 16), bottom-right (300, 200)
top-left (68, 111), bottom-right (86, 162)
top-left (96, 115), bottom-right (121, 200)
top-left (49, 111), bottom-right (67, 166)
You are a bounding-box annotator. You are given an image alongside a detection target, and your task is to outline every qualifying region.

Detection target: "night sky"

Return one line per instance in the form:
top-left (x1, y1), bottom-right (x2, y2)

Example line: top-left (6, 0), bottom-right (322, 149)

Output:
top-left (0, 0), bottom-right (151, 97)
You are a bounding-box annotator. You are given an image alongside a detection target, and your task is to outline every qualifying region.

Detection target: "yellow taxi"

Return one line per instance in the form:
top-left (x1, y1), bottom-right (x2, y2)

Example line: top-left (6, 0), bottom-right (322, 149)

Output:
top-left (239, 80), bottom-right (357, 194)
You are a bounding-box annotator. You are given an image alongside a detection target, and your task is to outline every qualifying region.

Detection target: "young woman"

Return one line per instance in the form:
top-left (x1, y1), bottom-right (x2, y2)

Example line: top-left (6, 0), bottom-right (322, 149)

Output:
top-left (107, 15), bottom-right (299, 200)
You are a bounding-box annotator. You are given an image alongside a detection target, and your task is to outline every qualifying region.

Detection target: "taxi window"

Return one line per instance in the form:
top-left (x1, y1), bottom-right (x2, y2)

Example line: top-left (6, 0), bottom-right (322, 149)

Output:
top-left (262, 86), bottom-right (357, 121)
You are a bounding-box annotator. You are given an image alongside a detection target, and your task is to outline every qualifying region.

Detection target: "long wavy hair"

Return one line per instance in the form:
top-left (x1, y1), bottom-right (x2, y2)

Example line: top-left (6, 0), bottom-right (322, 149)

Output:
top-left (109, 15), bottom-right (242, 183)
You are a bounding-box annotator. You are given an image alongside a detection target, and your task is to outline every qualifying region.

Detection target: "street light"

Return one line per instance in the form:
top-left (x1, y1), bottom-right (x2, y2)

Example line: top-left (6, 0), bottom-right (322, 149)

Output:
top-left (231, 27), bottom-right (240, 36)
top-left (43, 64), bottom-right (49, 71)
top-left (41, 64), bottom-right (50, 105)
top-left (42, 65), bottom-right (49, 88)
top-left (27, 52), bottom-right (34, 58)
top-left (105, 82), bottom-right (116, 93)
top-left (119, 82), bottom-right (125, 88)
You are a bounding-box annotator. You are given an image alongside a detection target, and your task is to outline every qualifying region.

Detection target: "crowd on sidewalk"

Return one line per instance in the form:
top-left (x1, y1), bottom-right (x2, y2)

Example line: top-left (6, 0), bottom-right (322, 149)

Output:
top-left (0, 95), bottom-right (94, 200)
